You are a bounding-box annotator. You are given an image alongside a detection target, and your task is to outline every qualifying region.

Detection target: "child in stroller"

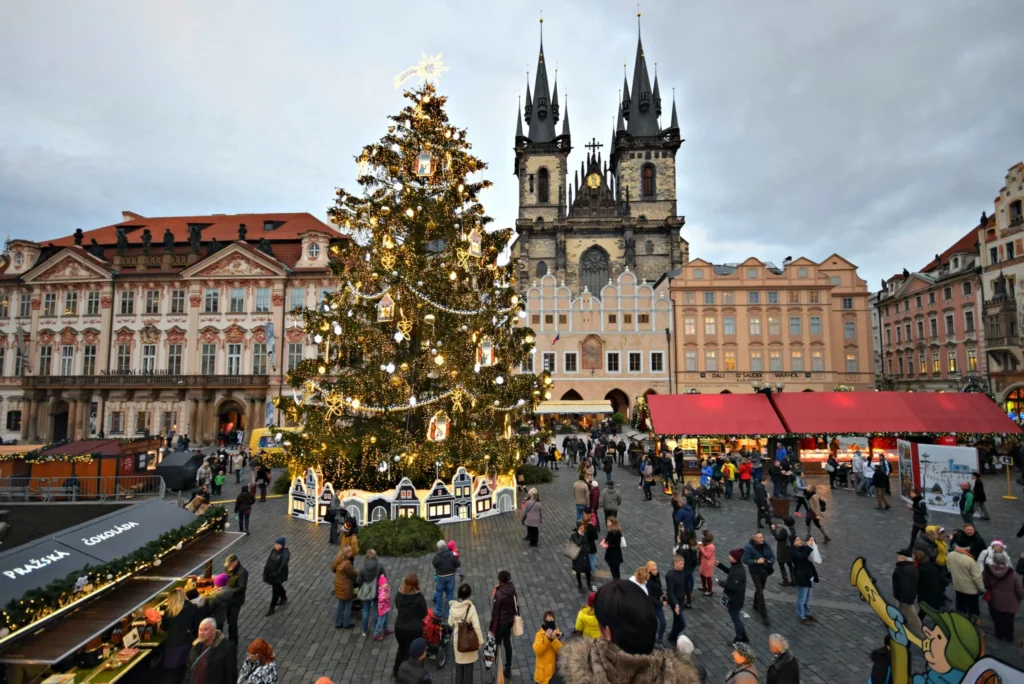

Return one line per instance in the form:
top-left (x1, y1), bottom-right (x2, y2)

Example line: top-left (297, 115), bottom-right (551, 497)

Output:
top-left (421, 608), bottom-right (451, 668)
top-left (832, 462), bottom-right (851, 488)
top-left (694, 483), bottom-right (723, 508)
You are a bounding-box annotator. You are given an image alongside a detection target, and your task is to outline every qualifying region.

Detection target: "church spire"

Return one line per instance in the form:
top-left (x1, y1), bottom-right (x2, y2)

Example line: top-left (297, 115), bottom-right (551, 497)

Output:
top-left (551, 72), bottom-right (560, 124)
top-left (653, 65), bottom-right (662, 119)
top-left (626, 14), bottom-right (658, 136)
top-left (669, 88), bottom-right (679, 130)
top-left (620, 66), bottom-right (631, 122)
top-left (528, 15), bottom-right (557, 142)
top-left (515, 95), bottom-right (524, 139)
top-left (524, 74), bottom-right (532, 126)
top-left (561, 94), bottom-right (570, 137)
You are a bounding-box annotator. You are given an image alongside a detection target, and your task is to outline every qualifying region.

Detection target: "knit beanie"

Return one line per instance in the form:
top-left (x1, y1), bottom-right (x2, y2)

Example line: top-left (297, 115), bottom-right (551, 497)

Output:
top-left (729, 548), bottom-right (743, 563)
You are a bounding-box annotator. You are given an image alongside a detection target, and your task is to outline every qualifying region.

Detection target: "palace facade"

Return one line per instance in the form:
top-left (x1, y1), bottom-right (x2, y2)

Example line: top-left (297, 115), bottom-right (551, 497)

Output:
top-left (0, 211), bottom-right (342, 444)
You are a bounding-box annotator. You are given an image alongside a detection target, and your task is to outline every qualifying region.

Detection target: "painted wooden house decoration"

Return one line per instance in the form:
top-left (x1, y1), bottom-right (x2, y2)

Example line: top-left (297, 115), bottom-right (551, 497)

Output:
top-left (317, 482), bottom-right (336, 525)
top-left (367, 495), bottom-right (391, 524)
top-left (391, 477), bottom-right (421, 519)
top-left (424, 479), bottom-right (456, 523)
top-left (340, 494), bottom-right (367, 527)
top-left (467, 227), bottom-right (483, 258)
top-left (288, 468), bottom-right (319, 522)
top-left (452, 468), bottom-right (473, 521)
top-left (472, 477), bottom-right (497, 519)
top-left (494, 486), bottom-right (516, 515)
top-left (476, 335), bottom-right (495, 367)
top-left (377, 293), bottom-right (395, 322)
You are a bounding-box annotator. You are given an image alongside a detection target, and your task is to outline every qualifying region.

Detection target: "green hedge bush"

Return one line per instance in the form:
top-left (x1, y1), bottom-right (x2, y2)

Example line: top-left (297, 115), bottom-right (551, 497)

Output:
top-left (611, 412), bottom-right (625, 424)
top-left (271, 473), bottom-right (291, 495)
top-left (358, 516), bottom-right (442, 557)
top-left (521, 464), bottom-right (554, 485)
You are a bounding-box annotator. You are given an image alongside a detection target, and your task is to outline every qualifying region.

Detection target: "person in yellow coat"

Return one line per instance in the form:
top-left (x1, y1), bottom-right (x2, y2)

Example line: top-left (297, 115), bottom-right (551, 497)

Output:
top-left (532, 610), bottom-right (564, 684)
top-left (573, 592), bottom-right (600, 639)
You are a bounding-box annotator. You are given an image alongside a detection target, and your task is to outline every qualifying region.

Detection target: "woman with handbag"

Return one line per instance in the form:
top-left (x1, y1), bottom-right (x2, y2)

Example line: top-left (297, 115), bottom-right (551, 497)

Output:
top-left (448, 583), bottom-right (483, 684)
top-left (490, 570), bottom-right (520, 682)
top-left (567, 521), bottom-right (593, 593)
top-left (600, 517), bottom-right (624, 580)
top-left (521, 488), bottom-right (542, 547)
top-left (357, 550), bottom-right (384, 637)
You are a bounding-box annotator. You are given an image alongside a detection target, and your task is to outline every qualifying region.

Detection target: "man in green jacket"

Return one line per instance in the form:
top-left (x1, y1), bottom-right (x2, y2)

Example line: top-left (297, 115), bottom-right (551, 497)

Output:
top-left (958, 481), bottom-right (975, 525)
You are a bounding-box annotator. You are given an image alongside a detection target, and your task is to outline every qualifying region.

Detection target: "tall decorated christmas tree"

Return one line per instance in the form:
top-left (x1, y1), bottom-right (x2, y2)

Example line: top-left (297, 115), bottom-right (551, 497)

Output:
top-left (278, 79), bottom-right (550, 492)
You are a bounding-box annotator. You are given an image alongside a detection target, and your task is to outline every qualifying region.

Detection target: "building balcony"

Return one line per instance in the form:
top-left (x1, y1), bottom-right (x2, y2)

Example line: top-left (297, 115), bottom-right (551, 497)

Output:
top-left (23, 373), bottom-right (271, 390)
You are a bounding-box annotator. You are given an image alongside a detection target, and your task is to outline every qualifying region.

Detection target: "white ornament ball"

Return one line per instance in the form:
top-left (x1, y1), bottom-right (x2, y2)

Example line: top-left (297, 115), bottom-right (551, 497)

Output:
top-left (494, 400), bottom-right (500, 406)
top-left (153, 559), bottom-right (162, 567)
top-left (461, 325), bottom-right (468, 332)
top-left (391, 271), bottom-right (398, 277)
top-left (518, 311), bottom-right (527, 319)
top-left (175, 543), bottom-right (184, 551)
top-left (386, 363), bottom-right (396, 373)
top-left (380, 365), bottom-right (387, 371)
top-left (0, 628), bottom-right (9, 638)
top-left (333, 324), bottom-right (342, 335)
top-left (106, 574), bottom-right (114, 580)
top-left (314, 334), bottom-right (323, 344)
top-left (394, 332), bottom-right (404, 343)
top-left (496, 376), bottom-right (504, 385)
top-left (391, 143), bottom-right (400, 152)
top-left (394, 455), bottom-right (401, 462)
top-left (225, 522), bottom-right (231, 529)
top-left (417, 281), bottom-right (424, 286)
top-left (393, 182), bottom-right (403, 191)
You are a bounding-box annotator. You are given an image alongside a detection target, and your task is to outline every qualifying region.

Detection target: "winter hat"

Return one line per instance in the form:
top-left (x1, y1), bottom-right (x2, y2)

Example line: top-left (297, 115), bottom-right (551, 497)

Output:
top-left (275, 537), bottom-right (286, 546)
top-left (587, 592), bottom-right (596, 608)
top-left (732, 641), bottom-right (755, 663)
top-left (213, 573), bottom-right (229, 587)
top-left (437, 540), bottom-right (447, 549)
top-left (729, 548), bottom-right (743, 563)
top-left (409, 638), bottom-right (428, 660)
top-left (992, 539), bottom-right (1005, 550)
top-left (676, 635), bottom-right (695, 656)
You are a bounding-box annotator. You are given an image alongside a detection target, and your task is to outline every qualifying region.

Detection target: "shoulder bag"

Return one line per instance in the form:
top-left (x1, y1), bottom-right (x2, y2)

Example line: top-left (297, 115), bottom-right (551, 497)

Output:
top-left (563, 537), bottom-right (583, 560)
top-left (512, 594), bottom-right (525, 636)
top-left (357, 576), bottom-right (378, 601)
top-left (456, 605), bottom-right (481, 653)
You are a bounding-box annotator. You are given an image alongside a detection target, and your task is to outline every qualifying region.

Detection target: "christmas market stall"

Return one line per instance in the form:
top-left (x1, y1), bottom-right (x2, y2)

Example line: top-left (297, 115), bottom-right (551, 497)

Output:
top-left (770, 391), bottom-right (1022, 474)
top-left (647, 393), bottom-right (786, 476)
top-left (534, 399), bottom-right (613, 433)
top-left (0, 499), bottom-right (240, 682)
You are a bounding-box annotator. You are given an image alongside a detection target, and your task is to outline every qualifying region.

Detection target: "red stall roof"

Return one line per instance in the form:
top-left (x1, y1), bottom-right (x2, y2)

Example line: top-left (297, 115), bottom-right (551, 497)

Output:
top-left (648, 394), bottom-right (786, 436)
top-left (771, 392), bottom-right (1021, 435)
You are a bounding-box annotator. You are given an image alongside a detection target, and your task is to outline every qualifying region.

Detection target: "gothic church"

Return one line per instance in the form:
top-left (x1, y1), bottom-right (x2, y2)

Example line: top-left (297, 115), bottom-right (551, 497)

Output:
top-left (511, 22), bottom-right (689, 296)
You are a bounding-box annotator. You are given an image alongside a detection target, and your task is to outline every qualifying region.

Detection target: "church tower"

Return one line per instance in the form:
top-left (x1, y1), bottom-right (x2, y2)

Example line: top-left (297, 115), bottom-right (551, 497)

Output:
top-left (514, 19), bottom-right (571, 224)
top-left (611, 21), bottom-right (682, 222)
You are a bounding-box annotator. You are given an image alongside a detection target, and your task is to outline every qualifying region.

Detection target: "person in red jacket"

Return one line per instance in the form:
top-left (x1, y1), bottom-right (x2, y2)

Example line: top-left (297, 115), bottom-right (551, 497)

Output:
top-left (738, 459), bottom-right (753, 500)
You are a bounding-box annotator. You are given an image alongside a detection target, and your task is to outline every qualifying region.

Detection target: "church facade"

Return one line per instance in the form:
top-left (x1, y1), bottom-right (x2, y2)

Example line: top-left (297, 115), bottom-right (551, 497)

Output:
top-left (511, 27), bottom-right (688, 296)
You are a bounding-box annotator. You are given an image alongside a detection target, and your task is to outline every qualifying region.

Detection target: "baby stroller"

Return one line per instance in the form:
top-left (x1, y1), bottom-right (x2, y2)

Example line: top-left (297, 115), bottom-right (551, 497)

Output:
top-left (833, 463), bottom-right (852, 489)
top-left (694, 484), bottom-right (722, 509)
top-left (422, 608), bottom-right (450, 668)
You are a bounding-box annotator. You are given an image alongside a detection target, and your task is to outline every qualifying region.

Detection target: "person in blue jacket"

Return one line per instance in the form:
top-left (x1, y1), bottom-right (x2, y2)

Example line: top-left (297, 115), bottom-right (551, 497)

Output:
top-left (699, 461), bottom-right (713, 488)
top-left (673, 500), bottom-right (695, 540)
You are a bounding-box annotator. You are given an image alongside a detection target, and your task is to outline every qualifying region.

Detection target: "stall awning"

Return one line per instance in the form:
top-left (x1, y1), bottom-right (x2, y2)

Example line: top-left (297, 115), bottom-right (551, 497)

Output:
top-left (648, 394), bottom-right (786, 436)
top-left (535, 400), bottom-right (613, 415)
top-left (0, 532), bottom-right (244, 665)
top-left (772, 391), bottom-right (1022, 435)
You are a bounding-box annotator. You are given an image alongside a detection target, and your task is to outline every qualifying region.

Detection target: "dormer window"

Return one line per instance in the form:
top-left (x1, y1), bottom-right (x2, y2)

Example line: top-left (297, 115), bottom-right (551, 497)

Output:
top-left (308, 243), bottom-right (321, 259)
top-left (639, 91), bottom-right (650, 113)
top-left (263, 220), bottom-right (281, 232)
top-left (14, 252), bottom-right (23, 267)
top-left (952, 257), bottom-right (959, 269)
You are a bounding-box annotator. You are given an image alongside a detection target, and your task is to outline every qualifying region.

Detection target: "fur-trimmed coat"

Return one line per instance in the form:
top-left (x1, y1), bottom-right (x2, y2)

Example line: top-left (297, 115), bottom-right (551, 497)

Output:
top-left (557, 636), bottom-right (702, 684)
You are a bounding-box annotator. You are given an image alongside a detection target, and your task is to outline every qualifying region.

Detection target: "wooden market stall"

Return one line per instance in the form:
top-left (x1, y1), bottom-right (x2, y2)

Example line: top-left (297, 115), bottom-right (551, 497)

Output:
top-left (647, 393), bottom-right (786, 476)
top-left (0, 500), bottom-right (241, 682)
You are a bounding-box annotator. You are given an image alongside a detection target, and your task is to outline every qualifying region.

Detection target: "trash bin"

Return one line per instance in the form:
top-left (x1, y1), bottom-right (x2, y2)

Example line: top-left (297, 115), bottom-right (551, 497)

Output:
top-left (771, 498), bottom-right (790, 519)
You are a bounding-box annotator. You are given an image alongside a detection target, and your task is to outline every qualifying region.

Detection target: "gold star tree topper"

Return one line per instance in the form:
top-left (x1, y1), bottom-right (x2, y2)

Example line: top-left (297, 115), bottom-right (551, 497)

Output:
top-left (394, 53), bottom-right (450, 90)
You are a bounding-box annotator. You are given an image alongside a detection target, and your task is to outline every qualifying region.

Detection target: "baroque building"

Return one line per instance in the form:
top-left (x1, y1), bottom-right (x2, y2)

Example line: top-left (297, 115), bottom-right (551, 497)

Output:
top-left (0, 212), bottom-right (342, 444)
top-left (510, 25), bottom-right (688, 295)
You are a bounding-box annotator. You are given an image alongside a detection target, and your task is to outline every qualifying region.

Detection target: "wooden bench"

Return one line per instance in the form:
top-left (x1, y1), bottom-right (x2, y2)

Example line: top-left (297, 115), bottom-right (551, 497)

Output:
top-left (39, 486), bottom-right (75, 502)
top-left (0, 486), bottom-right (30, 501)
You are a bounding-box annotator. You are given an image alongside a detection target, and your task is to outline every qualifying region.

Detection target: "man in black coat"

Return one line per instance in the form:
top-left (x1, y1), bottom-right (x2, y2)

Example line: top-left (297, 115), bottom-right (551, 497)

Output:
top-left (224, 553), bottom-right (247, 644)
top-left (185, 617), bottom-right (237, 684)
top-left (616, 438), bottom-right (626, 466)
top-left (263, 537), bottom-right (290, 616)
top-left (716, 549), bottom-right (748, 644)
top-left (754, 477), bottom-right (773, 529)
top-left (766, 634), bottom-right (800, 684)
top-left (892, 549), bottom-right (922, 638)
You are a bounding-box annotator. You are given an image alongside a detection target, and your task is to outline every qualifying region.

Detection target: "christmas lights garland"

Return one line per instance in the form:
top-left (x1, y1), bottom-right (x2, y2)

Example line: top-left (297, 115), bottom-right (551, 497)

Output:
top-left (0, 505), bottom-right (227, 635)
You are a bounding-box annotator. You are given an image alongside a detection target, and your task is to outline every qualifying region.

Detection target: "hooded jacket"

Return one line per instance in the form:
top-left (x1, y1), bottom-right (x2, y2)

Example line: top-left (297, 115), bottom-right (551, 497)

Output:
top-left (600, 484), bottom-right (622, 512)
top-left (977, 542), bottom-right (1007, 570)
top-left (983, 563), bottom-right (1024, 614)
top-left (532, 626), bottom-right (564, 684)
top-left (925, 525), bottom-right (949, 566)
top-left (673, 504), bottom-right (695, 532)
top-left (557, 636), bottom-right (702, 684)
top-left (263, 546), bottom-right (290, 584)
top-left (574, 606), bottom-right (600, 638)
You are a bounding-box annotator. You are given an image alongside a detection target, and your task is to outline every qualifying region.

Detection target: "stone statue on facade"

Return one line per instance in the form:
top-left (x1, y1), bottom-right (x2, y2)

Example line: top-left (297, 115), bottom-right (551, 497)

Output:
top-left (140, 228), bottom-right (152, 255)
top-left (89, 239), bottom-right (104, 259)
top-left (189, 224), bottom-right (202, 254)
top-left (238, 223), bottom-right (248, 242)
top-left (555, 238), bottom-right (567, 271)
top-left (207, 237), bottom-right (221, 256)
top-left (163, 228), bottom-right (175, 253)
top-left (73, 228), bottom-right (84, 246)
top-left (624, 237), bottom-right (637, 268)
top-left (259, 238), bottom-right (274, 256)
top-left (115, 227), bottom-right (128, 256)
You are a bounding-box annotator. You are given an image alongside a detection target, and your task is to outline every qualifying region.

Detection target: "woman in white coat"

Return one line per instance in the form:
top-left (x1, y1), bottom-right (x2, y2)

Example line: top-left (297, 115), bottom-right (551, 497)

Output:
top-left (448, 582), bottom-right (484, 684)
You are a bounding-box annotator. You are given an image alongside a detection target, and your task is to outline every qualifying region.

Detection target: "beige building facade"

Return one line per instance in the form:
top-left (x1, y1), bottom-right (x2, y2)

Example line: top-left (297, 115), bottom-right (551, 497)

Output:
top-left (667, 256), bottom-right (873, 393)
top-left (523, 270), bottom-right (672, 415)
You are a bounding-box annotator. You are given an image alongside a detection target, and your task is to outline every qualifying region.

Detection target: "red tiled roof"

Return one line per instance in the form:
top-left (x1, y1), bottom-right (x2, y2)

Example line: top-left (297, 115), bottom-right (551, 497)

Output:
top-left (921, 216), bottom-right (989, 273)
top-left (50, 212), bottom-right (337, 248)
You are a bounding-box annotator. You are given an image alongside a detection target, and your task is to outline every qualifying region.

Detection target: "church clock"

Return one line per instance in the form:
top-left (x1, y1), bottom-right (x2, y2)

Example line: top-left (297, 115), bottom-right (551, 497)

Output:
top-left (586, 172), bottom-right (602, 189)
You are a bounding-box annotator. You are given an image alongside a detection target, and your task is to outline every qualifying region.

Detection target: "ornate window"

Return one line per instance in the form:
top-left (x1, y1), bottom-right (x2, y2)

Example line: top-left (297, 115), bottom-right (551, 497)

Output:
top-left (641, 164), bottom-right (656, 198)
top-left (537, 167), bottom-right (550, 203)
top-left (581, 335), bottom-right (603, 370)
top-left (536, 261), bottom-right (548, 277)
top-left (579, 246), bottom-right (610, 298)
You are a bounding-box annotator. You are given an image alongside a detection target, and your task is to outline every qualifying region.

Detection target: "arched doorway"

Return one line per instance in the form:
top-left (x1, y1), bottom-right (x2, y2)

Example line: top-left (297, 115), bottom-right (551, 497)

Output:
top-left (51, 400), bottom-right (69, 442)
top-left (644, 389), bottom-right (658, 396)
top-left (217, 398), bottom-right (246, 446)
top-left (560, 390), bottom-right (583, 401)
top-left (1006, 387), bottom-right (1024, 424)
top-left (604, 389), bottom-right (629, 416)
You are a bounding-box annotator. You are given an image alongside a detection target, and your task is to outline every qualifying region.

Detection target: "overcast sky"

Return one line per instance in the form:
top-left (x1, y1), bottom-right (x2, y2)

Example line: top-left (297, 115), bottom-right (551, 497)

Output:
top-left (2, 1), bottom-right (1022, 288)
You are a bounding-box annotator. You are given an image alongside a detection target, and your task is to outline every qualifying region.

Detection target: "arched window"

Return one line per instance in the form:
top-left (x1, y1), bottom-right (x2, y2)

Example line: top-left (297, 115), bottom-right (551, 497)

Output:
top-left (536, 261), bottom-right (548, 277)
top-left (537, 167), bottom-right (550, 204)
top-left (579, 246), bottom-right (610, 298)
top-left (641, 164), bottom-right (656, 198)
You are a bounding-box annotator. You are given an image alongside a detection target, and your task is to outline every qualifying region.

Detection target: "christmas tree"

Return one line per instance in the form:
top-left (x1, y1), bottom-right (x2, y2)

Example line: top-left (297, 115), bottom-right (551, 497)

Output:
top-left (278, 83), bottom-right (550, 491)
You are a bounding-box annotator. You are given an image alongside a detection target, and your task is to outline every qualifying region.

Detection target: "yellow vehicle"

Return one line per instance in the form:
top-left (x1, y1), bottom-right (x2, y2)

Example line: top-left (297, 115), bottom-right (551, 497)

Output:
top-left (249, 427), bottom-right (300, 457)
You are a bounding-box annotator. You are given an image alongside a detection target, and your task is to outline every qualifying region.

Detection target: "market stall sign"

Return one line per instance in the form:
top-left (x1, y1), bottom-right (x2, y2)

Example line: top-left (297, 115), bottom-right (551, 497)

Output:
top-left (53, 499), bottom-right (196, 563)
top-left (0, 539), bottom-right (101, 609)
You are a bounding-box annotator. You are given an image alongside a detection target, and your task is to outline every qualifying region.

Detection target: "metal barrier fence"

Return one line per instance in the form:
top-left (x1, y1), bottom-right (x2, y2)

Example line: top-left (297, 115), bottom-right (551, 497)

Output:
top-left (0, 475), bottom-right (166, 502)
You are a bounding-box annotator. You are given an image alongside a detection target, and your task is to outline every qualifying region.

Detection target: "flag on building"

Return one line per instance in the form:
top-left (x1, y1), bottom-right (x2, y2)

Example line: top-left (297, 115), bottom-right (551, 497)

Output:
top-left (552, 334), bottom-right (560, 345)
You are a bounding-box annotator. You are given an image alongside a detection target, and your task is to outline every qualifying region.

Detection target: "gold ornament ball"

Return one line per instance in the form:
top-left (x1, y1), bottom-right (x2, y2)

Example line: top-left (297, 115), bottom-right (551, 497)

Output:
top-left (381, 206), bottom-right (390, 215)
top-left (370, 436), bottom-right (378, 443)
top-left (400, 363), bottom-right (409, 371)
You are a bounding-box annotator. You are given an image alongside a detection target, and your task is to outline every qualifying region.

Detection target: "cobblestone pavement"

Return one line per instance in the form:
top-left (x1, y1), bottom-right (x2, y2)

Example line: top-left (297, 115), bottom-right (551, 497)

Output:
top-left (203, 443), bottom-right (1024, 683)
